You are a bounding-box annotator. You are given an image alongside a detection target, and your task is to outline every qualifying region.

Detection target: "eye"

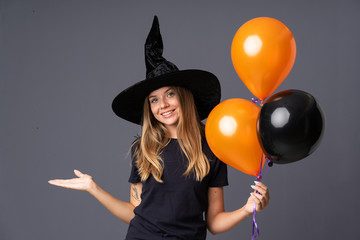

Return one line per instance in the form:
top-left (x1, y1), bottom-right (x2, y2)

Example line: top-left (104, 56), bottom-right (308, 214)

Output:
top-left (167, 91), bottom-right (175, 97)
top-left (150, 98), bottom-right (158, 104)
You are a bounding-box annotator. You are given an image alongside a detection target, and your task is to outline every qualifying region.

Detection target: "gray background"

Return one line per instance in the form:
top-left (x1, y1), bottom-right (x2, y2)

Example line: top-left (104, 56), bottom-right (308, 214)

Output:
top-left (1, 0), bottom-right (359, 239)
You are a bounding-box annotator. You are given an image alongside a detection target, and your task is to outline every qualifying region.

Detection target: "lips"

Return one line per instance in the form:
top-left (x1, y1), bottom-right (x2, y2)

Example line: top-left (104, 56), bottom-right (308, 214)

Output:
top-left (161, 109), bottom-right (175, 117)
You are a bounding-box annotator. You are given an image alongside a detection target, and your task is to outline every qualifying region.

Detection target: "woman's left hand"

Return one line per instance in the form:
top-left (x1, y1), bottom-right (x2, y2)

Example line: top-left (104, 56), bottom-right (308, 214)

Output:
top-left (244, 181), bottom-right (270, 214)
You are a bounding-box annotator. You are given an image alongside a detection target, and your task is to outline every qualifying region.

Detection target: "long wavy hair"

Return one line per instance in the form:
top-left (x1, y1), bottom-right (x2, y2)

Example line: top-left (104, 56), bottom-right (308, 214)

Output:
top-left (131, 86), bottom-right (210, 183)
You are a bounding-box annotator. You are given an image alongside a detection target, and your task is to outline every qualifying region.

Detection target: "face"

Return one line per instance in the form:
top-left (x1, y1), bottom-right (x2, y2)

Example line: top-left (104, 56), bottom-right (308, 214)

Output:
top-left (148, 86), bottom-right (181, 130)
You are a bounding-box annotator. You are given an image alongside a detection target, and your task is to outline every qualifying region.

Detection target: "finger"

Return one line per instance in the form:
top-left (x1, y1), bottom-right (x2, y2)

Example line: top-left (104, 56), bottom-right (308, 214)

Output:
top-left (251, 185), bottom-right (266, 196)
top-left (48, 179), bottom-right (69, 187)
top-left (254, 181), bottom-right (268, 192)
top-left (48, 179), bottom-right (69, 184)
top-left (48, 179), bottom-right (56, 185)
top-left (254, 181), bottom-right (267, 189)
top-left (253, 182), bottom-right (270, 201)
top-left (74, 169), bottom-right (83, 177)
top-left (48, 179), bottom-right (71, 186)
top-left (48, 179), bottom-right (80, 188)
top-left (250, 194), bottom-right (263, 212)
top-left (252, 191), bottom-right (268, 209)
top-left (257, 183), bottom-right (270, 203)
top-left (250, 192), bottom-right (262, 207)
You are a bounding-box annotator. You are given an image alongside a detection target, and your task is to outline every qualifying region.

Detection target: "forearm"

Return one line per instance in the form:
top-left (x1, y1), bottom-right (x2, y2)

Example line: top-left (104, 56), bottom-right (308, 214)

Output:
top-left (207, 206), bottom-right (252, 235)
top-left (89, 183), bottom-right (135, 224)
top-left (206, 183), bottom-right (270, 235)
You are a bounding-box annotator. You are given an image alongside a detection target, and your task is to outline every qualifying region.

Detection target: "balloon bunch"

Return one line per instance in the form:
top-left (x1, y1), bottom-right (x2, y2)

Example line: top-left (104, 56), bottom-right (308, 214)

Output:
top-left (205, 17), bottom-right (326, 177)
top-left (205, 16), bottom-right (326, 240)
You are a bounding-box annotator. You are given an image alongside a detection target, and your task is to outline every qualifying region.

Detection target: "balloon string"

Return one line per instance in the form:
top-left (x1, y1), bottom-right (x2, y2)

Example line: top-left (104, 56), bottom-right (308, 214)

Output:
top-left (251, 96), bottom-right (270, 240)
top-left (251, 153), bottom-right (263, 240)
top-left (252, 200), bottom-right (260, 240)
top-left (251, 97), bottom-right (264, 107)
top-left (251, 154), bottom-right (272, 240)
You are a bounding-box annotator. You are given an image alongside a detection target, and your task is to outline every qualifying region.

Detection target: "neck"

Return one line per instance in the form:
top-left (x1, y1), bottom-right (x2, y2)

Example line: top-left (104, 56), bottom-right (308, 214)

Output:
top-left (166, 125), bottom-right (178, 139)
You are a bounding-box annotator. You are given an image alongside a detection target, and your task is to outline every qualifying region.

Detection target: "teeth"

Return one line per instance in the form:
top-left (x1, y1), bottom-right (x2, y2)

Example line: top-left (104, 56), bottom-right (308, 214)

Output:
top-left (162, 110), bottom-right (174, 116)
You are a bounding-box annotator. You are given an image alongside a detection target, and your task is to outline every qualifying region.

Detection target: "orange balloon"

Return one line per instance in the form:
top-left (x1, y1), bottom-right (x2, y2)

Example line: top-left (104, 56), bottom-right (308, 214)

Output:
top-left (205, 99), bottom-right (264, 176)
top-left (231, 17), bottom-right (296, 101)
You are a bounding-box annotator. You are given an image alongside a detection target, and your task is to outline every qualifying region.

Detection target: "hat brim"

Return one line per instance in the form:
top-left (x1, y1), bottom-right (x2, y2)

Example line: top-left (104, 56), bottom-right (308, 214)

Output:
top-left (112, 69), bottom-right (221, 125)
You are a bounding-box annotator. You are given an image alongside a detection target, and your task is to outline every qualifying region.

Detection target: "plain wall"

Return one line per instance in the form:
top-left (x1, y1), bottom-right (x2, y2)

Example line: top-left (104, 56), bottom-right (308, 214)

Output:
top-left (1, 0), bottom-right (359, 239)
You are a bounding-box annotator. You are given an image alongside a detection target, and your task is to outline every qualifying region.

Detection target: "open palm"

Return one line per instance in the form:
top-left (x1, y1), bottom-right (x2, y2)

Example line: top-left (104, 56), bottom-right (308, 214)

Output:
top-left (48, 170), bottom-right (94, 192)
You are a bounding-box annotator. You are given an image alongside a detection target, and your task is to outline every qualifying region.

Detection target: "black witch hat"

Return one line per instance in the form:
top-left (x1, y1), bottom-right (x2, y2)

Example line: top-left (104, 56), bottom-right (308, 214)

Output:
top-left (112, 16), bottom-right (221, 125)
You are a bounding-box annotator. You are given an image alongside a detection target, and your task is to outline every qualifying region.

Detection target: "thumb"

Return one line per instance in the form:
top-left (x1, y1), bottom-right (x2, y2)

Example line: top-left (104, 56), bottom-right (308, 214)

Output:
top-left (74, 169), bottom-right (84, 177)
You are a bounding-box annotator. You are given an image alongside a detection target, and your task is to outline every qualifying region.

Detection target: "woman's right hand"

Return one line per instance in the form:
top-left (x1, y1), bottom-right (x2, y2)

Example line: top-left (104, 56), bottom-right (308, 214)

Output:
top-left (48, 170), bottom-right (96, 192)
top-left (49, 169), bottom-right (136, 224)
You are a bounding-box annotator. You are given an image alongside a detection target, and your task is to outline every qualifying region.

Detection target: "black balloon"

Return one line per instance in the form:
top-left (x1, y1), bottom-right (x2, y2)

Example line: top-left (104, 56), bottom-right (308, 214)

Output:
top-left (257, 89), bottom-right (326, 164)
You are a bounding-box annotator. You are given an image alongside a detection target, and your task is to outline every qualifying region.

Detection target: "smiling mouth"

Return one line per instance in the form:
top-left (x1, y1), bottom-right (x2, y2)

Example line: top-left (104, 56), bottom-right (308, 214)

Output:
top-left (161, 110), bottom-right (175, 117)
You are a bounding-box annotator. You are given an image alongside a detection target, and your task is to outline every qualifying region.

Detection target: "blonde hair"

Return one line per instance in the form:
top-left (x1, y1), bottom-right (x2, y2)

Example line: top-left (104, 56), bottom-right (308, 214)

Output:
top-left (132, 86), bottom-right (210, 183)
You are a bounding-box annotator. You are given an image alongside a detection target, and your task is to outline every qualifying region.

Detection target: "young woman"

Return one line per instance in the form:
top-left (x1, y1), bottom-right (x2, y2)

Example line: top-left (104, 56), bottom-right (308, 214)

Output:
top-left (48, 16), bottom-right (270, 240)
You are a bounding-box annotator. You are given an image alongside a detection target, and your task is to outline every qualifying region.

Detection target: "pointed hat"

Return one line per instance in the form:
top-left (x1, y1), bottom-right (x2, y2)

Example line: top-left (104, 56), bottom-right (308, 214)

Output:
top-left (112, 16), bottom-right (221, 124)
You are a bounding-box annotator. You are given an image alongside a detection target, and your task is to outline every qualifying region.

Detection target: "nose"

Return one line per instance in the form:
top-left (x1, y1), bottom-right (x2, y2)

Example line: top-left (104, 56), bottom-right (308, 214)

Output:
top-left (160, 98), bottom-right (169, 109)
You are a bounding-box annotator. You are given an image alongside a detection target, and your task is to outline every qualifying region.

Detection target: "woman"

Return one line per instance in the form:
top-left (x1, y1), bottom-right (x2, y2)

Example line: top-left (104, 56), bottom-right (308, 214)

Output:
top-left (48, 16), bottom-right (270, 240)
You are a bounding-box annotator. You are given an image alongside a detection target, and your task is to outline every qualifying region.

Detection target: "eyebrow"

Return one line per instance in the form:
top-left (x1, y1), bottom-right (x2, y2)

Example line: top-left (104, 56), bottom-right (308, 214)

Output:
top-left (149, 87), bottom-right (173, 98)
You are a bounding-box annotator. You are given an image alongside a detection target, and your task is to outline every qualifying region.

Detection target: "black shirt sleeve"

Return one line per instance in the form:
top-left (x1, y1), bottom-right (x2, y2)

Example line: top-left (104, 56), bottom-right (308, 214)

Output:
top-left (208, 156), bottom-right (228, 187)
top-left (128, 143), bottom-right (141, 183)
top-left (202, 139), bottom-right (229, 187)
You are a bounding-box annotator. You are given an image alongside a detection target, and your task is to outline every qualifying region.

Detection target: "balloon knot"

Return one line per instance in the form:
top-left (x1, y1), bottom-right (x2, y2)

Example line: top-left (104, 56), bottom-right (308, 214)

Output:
top-left (251, 98), bottom-right (259, 104)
